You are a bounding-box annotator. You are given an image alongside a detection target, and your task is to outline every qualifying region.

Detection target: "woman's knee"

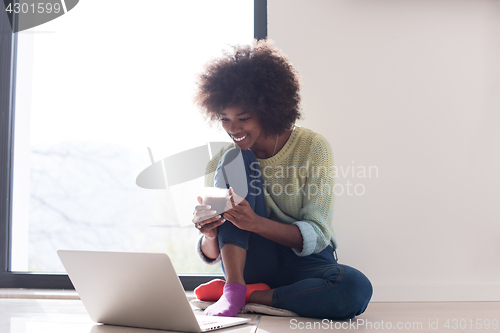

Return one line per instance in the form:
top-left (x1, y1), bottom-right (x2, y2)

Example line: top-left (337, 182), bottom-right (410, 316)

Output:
top-left (219, 148), bottom-right (241, 165)
top-left (323, 265), bottom-right (373, 320)
top-left (217, 222), bottom-right (250, 249)
top-left (214, 148), bottom-right (245, 190)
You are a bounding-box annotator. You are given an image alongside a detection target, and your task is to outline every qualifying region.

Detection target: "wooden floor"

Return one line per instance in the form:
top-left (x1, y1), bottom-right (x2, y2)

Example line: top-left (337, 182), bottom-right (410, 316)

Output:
top-left (0, 289), bottom-right (499, 332)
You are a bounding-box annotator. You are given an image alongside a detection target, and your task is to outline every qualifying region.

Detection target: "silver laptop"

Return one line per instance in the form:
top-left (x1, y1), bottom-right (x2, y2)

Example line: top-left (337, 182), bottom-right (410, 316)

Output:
top-left (57, 250), bottom-right (251, 332)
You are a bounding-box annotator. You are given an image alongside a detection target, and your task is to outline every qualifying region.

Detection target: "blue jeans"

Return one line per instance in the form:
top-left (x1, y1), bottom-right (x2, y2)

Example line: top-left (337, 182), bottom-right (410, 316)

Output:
top-left (215, 149), bottom-right (373, 320)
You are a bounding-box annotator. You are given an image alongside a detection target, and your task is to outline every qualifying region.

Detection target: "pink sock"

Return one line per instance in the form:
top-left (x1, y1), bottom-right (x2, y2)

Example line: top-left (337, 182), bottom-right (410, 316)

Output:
top-left (204, 283), bottom-right (247, 317)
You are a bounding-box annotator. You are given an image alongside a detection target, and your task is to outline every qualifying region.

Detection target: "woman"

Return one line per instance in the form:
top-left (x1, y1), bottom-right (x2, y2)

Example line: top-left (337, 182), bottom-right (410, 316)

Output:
top-left (192, 39), bottom-right (372, 319)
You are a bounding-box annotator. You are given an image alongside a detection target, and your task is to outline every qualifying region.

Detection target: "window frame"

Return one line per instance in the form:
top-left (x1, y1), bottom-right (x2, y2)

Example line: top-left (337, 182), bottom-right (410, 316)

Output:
top-left (0, 0), bottom-right (267, 290)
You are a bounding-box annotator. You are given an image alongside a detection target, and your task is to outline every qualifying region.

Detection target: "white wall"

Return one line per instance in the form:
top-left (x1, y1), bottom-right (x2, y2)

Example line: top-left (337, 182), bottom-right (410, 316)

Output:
top-left (269, 0), bottom-right (500, 302)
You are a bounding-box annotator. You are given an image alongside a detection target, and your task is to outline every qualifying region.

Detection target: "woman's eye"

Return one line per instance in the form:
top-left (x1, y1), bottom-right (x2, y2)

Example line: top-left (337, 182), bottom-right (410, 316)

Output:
top-left (220, 116), bottom-right (250, 122)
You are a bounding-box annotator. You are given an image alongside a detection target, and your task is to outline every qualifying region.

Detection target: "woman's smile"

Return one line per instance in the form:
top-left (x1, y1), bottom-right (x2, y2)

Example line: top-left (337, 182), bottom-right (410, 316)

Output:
top-left (232, 134), bottom-right (248, 142)
top-left (220, 107), bottom-right (263, 150)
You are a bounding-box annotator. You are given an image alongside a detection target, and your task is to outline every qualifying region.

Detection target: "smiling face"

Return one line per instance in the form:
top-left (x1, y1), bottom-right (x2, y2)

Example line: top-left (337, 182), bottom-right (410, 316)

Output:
top-left (219, 107), bottom-right (264, 151)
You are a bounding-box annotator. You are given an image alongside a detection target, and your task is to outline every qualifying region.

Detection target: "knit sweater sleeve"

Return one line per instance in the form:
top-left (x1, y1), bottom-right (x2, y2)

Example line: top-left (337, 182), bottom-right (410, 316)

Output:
top-left (292, 135), bottom-right (336, 256)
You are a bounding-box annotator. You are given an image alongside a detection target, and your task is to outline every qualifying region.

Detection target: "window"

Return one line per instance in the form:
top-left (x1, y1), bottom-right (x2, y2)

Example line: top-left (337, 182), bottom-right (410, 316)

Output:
top-left (1, 0), bottom-right (267, 289)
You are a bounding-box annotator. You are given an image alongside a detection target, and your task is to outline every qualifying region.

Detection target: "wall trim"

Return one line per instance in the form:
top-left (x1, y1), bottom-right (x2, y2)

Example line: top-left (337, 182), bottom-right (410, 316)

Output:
top-left (372, 283), bottom-right (500, 302)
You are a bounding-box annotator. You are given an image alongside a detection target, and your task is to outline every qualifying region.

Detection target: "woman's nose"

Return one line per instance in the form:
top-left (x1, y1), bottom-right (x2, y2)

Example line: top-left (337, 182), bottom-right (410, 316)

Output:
top-left (229, 121), bottom-right (240, 134)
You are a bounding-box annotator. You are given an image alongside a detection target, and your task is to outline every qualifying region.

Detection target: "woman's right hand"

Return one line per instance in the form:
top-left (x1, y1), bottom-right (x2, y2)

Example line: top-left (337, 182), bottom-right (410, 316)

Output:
top-left (192, 196), bottom-right (225, 239)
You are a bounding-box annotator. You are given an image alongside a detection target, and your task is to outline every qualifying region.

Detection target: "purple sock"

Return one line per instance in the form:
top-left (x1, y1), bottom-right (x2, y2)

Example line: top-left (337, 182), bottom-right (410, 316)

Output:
top-left (204, 282), bottom-right (247, 317)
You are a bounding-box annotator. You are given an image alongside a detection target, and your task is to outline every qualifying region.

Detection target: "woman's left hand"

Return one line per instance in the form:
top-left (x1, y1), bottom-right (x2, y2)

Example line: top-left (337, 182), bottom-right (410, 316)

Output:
top-left (222, 187), bottom-right (261, 232)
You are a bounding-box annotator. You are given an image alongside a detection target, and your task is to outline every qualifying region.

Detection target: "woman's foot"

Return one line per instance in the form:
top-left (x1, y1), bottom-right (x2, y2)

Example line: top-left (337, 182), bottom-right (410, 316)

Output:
top-left (194, 279), bottom-right (226, 302)
top-left (204, 282), bottom-right (247, 317)
top-left (195, 279), bottom-right (271, 303)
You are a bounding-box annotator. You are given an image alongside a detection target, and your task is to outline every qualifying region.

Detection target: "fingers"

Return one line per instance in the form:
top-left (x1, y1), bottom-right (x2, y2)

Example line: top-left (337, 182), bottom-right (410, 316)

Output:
top-left (228, 187), bottom-right (236, 207)
top-left (222, 210), bottom-right (239, 222)
top-left (229, 187), bottom-right (244, 205)
top-left (224, 191), bottom-right (247, 214)
top-left (194, 211), bottom-right (219, 223)
top-left (193, 201), bottom-right (212, 214)
top-left (224, 200), bottom-right (236, 214)
top-left (196, 216), bottom-right (225, 231)
top-left (226, 188), bottom-right (237, 210)
top-left (193, 204), bottom-right (217, 223)
top-left (195, 215), bottom-right (220, 228)
top-left (194, 204), bottom-right (212, 214)
top-left (197, 196), bottom-right (203, 204)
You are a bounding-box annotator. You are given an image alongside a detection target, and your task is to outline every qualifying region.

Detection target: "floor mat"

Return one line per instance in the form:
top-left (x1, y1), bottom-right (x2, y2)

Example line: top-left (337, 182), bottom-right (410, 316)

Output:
top-left (190, 299), bottom-right (299, 317)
